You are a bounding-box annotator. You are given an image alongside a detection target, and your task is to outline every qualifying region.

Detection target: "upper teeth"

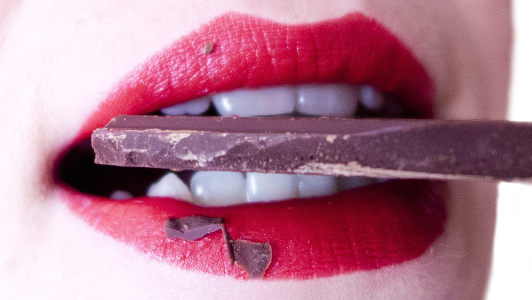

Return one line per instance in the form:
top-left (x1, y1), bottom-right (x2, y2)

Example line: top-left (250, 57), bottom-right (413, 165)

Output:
top-left (126, 84), bottom-right (389, 206)
top-left (145, 171), bottom-right (377, 206)
top-left (359, 85), bottom-right (384, 111)
top-left (213, 86), bottom-right (298, 117)
top-left (296, 84), bottom-right (358, 117)
top-left (161, 96), bottom-right (211, 116)
top-left (160, 84), bottom-right (383, 117)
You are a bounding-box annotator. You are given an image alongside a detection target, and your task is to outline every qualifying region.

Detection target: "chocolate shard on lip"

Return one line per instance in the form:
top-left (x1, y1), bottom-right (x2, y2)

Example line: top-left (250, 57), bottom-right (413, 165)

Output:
top-left (165, 219), bottom-right (272, 277)
top-left (222, 225), bottom-right (272, 278)
top-left (164, 216), bottom-right (223, 241)
top-left (91, 115), bottom-right (532, 181)
top-left (231, 239), bottom-right (272, 278)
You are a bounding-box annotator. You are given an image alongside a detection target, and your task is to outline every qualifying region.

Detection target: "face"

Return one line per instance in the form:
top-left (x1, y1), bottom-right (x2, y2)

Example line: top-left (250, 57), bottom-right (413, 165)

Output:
top-left (0, 0), bottom-right (511, 299)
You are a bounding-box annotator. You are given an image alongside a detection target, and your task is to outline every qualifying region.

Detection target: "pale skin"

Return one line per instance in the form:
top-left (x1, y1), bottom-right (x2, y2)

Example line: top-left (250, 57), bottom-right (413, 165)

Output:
top-left (0, 0), bottom-right (511, 299)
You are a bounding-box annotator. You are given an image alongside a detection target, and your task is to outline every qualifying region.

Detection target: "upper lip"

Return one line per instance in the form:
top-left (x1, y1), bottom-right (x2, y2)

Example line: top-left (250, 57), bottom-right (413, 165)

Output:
top-left (55, 12), bottom-right (445, 280)
top-left (78, 12), bottom-right (433, 138)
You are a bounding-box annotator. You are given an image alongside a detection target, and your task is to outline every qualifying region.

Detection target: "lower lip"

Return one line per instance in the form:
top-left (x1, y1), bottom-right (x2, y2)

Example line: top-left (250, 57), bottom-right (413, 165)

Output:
top-left (59, 179), bottom-right (446, 279)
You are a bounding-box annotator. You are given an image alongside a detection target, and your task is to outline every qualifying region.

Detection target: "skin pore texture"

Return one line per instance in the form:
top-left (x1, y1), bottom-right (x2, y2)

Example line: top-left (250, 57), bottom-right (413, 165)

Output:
top-left (0, 0), bottom-right (510, 299)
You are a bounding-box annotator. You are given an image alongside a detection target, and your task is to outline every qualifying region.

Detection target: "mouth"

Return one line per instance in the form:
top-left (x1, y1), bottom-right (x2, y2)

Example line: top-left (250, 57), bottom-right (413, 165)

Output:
top-left (54, 12), bottom-right (446, 279)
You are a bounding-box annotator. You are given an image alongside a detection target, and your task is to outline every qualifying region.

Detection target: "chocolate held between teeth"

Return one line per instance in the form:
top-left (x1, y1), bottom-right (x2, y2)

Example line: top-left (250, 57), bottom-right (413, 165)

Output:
top-left (92, 115), bottom-right (532, 180)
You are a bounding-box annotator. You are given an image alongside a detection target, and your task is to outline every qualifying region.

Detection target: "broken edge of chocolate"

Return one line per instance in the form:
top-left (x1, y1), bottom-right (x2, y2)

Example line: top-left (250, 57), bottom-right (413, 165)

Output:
top-left (222, 225), bottom-right (272, 278)
top-left (221, 224), bottom-right (235, 264)
top-left (164, 216), bottom-right (223, 241)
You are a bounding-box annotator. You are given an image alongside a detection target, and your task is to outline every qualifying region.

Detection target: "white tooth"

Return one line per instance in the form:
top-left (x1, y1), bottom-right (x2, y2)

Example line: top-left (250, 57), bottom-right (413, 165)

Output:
top-left (190, 171), bottom-right (247, 206)
top-left (146, 172), bottom-right (193, 202)
top-left (337, 176), bottom-right (379, 191)
top-left (246, 173), bottom-right (299, 203)
top-left (297, 175), bottom-right (337, 198)
top-left (296, 84), bottom-right (358, 117)
top-left (212, 86), bottom-right (296, 116)
top-left (359, 85), bottom-right (385, 111)
top-left (160, 97), bottom-right (211, 116)
top-left (109, 190), bottom-right (133, 200)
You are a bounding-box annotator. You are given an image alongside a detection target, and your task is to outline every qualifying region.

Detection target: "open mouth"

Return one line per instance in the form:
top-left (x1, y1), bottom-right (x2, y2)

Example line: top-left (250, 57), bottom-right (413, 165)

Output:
top-left (54, 12), bottom-right (446, 279)
top-left (62, 84), bottom-right (408, 204)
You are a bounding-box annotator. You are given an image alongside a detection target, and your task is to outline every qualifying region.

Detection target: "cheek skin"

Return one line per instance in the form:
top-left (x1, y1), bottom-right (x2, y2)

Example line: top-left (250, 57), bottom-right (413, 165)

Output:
top-left (366, 0), bottom-right (511, 120)
top-left (0, 0), bottom-right (511, 299)
top-left (440, 0), bottom-right (511, 120)
top-left (447, 181), bottom-right (498, 299)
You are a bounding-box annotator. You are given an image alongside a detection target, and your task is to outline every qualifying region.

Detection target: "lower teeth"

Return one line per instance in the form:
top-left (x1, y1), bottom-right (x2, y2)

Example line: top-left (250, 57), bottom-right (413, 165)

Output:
top-left (109, 190), bottom-right (133, 200)
top-left (136, 171), bottom-right (381, 207)
top-left (190, 171), bottom-right (247, 206)
top-left (146, 172), bottom-right (193, 202)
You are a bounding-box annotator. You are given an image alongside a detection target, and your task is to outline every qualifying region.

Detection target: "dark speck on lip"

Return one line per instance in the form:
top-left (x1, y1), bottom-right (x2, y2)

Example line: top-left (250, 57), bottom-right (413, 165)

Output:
top-left (203, 41), bottom-right (214, 54)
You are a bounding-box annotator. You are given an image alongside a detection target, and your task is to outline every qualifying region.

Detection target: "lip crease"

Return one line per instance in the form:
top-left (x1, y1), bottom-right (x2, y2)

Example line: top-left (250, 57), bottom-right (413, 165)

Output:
top-left (55, 12), bottom-right (446, 279)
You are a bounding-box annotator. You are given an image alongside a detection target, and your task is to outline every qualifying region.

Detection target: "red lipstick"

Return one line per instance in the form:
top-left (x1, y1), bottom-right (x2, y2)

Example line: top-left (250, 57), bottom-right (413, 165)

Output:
top-left (81, 12), bottom-right (433, 133)
top-left (57, 12), bottom-right (445, 279)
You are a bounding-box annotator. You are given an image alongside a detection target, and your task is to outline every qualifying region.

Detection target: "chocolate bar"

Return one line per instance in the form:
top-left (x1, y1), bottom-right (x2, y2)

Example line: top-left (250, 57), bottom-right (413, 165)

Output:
top-left (92, 115), bottom-right (532, 181)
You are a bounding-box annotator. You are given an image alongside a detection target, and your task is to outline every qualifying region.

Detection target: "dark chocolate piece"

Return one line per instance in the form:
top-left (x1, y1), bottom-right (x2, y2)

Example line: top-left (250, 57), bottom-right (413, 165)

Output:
top-left (231, 240), bottom-right (272, 278)
top-left (164, 216), bottom-right (223, 241)
top-left (92, 115), bottom-right (532, 181)
top-left (222, 225), bottom-right (272, 278)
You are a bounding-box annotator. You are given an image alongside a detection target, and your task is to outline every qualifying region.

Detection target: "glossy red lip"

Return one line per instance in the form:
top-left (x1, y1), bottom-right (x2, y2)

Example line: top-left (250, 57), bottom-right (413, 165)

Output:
top-left (56, 12), bottom-right (445, 279)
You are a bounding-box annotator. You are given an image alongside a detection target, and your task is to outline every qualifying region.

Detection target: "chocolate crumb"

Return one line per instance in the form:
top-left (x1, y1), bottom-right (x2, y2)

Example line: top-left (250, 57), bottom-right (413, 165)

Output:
top-left (203, 41), bottom-right (214, 54)
top-left (223, 226), bottom-right (272, 278)
top-left (164, 216), bottom-right (223, 241)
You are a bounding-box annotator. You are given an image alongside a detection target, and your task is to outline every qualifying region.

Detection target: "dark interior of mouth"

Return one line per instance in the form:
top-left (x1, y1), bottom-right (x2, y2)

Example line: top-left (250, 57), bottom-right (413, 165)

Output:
top-left (58, 92), bottom-right (414, 199)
